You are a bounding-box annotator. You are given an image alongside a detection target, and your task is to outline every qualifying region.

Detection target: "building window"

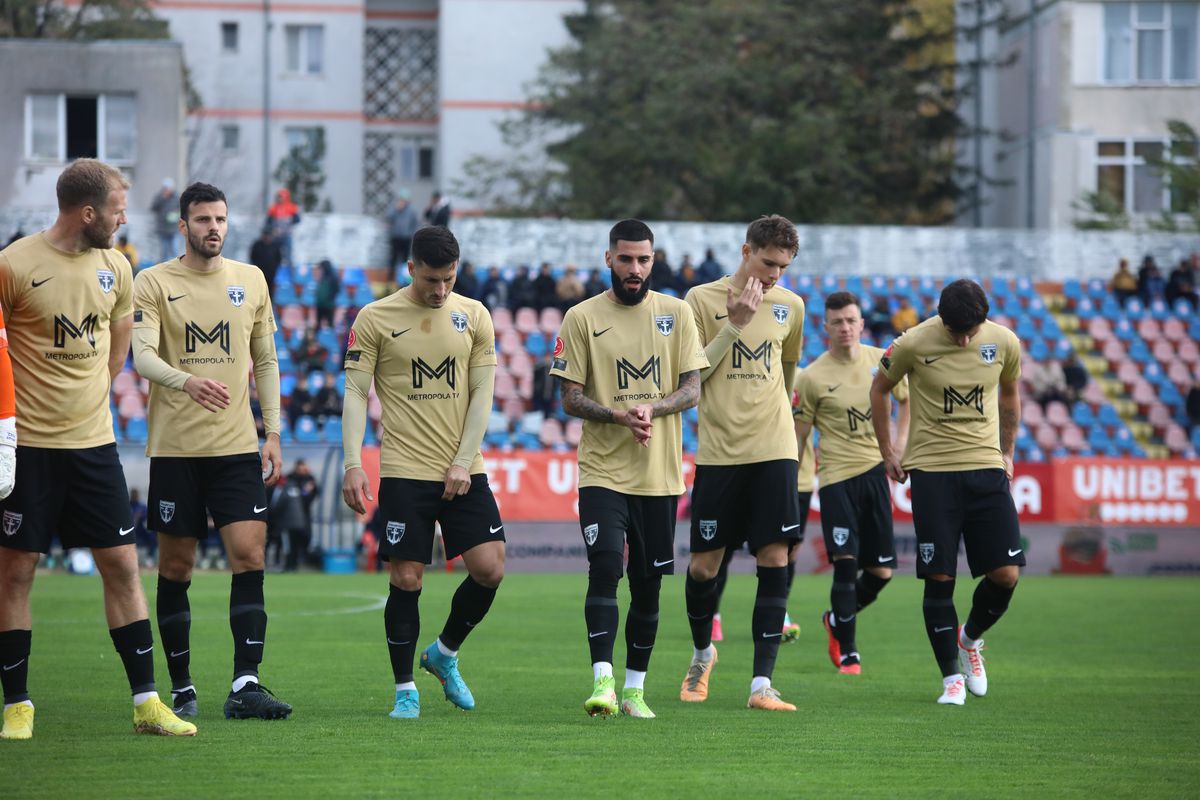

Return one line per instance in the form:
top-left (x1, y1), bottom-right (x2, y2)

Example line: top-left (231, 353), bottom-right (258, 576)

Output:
top-left (285, 25), bottom-right (324, 76)
top-left (221, 124), bottom-right (240, 152)
top-left (221, 21), bottom-right (239, 52)
top-left (1104, 2), bottom-right (1198, 82)
top-left (1094, 137), bottom-right (1194, 214)
top-left (24, 93), bottom-right (136, 164)
top-left (399, 137), bottom-right (435, 180)
top-left (285, 126), bottom-right (322, 157)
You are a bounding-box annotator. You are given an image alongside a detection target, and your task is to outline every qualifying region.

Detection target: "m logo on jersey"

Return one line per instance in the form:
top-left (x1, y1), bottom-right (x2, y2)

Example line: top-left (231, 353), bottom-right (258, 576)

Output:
top-left (227, 286), bottom-right (245, 307)
top-left (832, 526), bottom-right (850, 546)
top-left (450, 311), bottom-right (468, 333)
top-left (943, 385), bottom-right (985, 414)
top-left (919, 543), bottom-right (935, 564)
top-left (159, 501), bottom-right (176, 524)
top-left (386, 521), bottom-right (405, 545)
top-left (2, 511), bottom-right (21, 537)
top-left (846, 406), bottom-right (872, 432)
top-left (699, 519), bottom-right (718, 541)
top-left (731, 340), bottom-right (771, 372)
top-left (185, 321), bottom-right (231, 355)
top-left (412, 356), bottom-right (456, 389)
top-left (654, 315), bottom-right (674, 336)
top-left (980, 344), bottom-right (998, 364)
top-left (616, 356), bottom-right (661, 390)
top-left (583, 523), bottom-right (599, 546)
top-left (53, 313), bottom-right (98, 349)
top-left (97, 269), bottom-right (115, 294)
top-left (772, 304), bottom-right (789, 325)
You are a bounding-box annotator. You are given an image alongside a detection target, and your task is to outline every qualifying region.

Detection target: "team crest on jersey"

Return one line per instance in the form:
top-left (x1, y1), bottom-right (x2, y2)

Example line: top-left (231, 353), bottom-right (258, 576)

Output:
top-left (772, 304), bottom-right (789, 325)
top-left (2, 511), bottom-right (21, 536)
top-left (832, 526), bottom-right (850, 547)
top-left (699, 519), bottom-right (718, 541)
top-left (655, 315), bottom-right (674, 336)
top-left (583, 523), bottom-right (599, 546)
top-left (451, 311), bottom-right (468, 333)
top-left (919, 542), bottom-right (935, 564)
top-left (159, 501), bottom-right (176, 524)
top-left (980, 344), bottom-right (997, 364)
top-left (97, 269), bottom-right (115, 294)
top-left (386, 521), bottom-right (405, 545)
top-left (227, 286), bottom-right (246, 307)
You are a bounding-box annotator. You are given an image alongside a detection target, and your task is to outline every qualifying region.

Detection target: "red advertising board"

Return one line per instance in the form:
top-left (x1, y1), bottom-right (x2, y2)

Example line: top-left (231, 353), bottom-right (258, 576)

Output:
top-left (1052, 457), bottom-right (1200, 526)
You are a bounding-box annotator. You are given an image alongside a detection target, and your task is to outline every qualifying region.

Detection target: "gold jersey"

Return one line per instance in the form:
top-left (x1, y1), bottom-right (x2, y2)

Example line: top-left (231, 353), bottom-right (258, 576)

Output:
top-left (0, 233), bottom-right (132, 448)
top-left (345, 290), bottom-right (496, 480)
top-left (796, 345), bottom-right (909, 487)
top-left (550, 291), bottom-right (708, 496)
top-left (685, 278), bottom-right (805, 465)
top-left (133, 257), bottom-right (276, 457)
top-left (877, 316), bottom-right (1021, 472)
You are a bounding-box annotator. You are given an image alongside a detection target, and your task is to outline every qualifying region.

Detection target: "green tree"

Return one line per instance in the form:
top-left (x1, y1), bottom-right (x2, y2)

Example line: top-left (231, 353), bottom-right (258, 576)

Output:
top-left (458, 0), bottom-right (1005, 224)
top-left (273, 128), bottom-right (329, 213)
top-left (0, 0), bottom-right (167, 40)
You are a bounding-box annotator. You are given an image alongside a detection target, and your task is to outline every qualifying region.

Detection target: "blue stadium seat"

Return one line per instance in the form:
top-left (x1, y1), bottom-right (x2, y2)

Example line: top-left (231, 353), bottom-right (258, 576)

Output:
top-left (1128, 340), bottom-right (1153, 364)
top-left (525, 332), bottom-right (549, 357)
top-left (1014, 276), bottom-right (1034, 298)
top-left (1087, 425), bottom-right (1110, 452)
top-left (1159, 383), bottom-right (1183, 408)
top-left (1113, 318), bottom-right (1136, 342)
top-left (1071, 404), bottom-right (1095, 428)
top-left (1149, 298), bottom-right (1170, 321)
top-left (820, 275), bottom-right (839, 293)
top-left (280, 373), bottom-right (297, 398)
top-left (1028, 339), bottom-right (1050, 361)
top-left (1190, 319), bottom-right (1200, 341)
top-left (990, 277), bottom-right (1012, 299)
top-left (342, 267), bottom-right (367, 287)
top-left (1173, 298), bottom-right (1193, 317)
top-left (124, 417), bottom-right (148, 443)
top-left (1051, 446), bottom-right (1070, 459)
top-left (363, 424), bottom-right (378, 446)
top-left (794, 274), bottom-right (814, 293)
top-left (869, 276), bottom-right (888, 295)
top-left (1062, 279), bottom-right (1083, 303)
top-left (278, 426), bottom-right (293, 444)
top-left (1025, 446), bottom-right (1045, 463)
top-left (323, 418), bottom-right (342, 443)
top-left (1129, 444), bottom-right (1147, 458)
top-left (1103, 443), bottom-right (1122, 457)
top-left (275, 266), bottom-right (293, 285)
top-left (1074, 297), bottom-right (1096, 319)
top-left (1053, 338), bottom-right (1073, 359)
top-left (1123, 297), bottom-right (1144, 318)
top-left (316, 328), bottom-right (340, 354)
top-left (294, 415), bottom-right (320, 442)
top-left (299, 284), bottom-right (317, 305)
top-left (1097, 404), bottom-right (1122, 428)
top-left (336, 287), bottom-right (354, 307)
top-left (845, 276), bottom-right (865, 297)
top-left (273, 282), bottom-right (298, 305)
top-left (1086, 278), bottom-right (1107, 300)
top-left (336, 372), bottom-right (346, 395)
top-left (112, 415), bottom-right (121, 440)
top-left (1192, 427), bottom-right (1200, 452)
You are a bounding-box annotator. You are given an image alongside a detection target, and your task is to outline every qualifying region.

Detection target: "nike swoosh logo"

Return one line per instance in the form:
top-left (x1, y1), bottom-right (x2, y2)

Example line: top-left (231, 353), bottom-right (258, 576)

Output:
top-left (168, 294), bottom-right (187, 302)
top-left (837, 616), bottom-right (855, 623)
top-left (489, 524), bottom-right (503, 533)
top-left (781, 524), bottom-right (801, 532)
top-left (391, 329), bottom-right (411, 338)
top-left (592, 327), bottom-right (612, 337)
top-left (465, 621), bottom-right (477, 628)
top-left (2, 659), bottom-right (25, 671)
top-left (715, 313), bottom-right (728, 320)
top-left (245, 639), bottom-right (264, 646)
top-left (136, 646), bottom-right (153, 655)
top-left (588, 631), bottom-right (609, 638)
top-left (254, 505), bottom-right (267, 513)
top-left (169, 650), bottom-right (189, 658)
top-left (762, 632), bottom-right (783, 639)
top-left (631, 643), bottom-right (653, 649)
top-left (118, 527), bottom-right (134, 536)
top-left (924, 356), bottom-right (943, 364)
top-left (229, 699), bottom-right (244, 706)
top-left (652, 559), bottom-right (673, 567)
top-left (878, 556), bottom-right (894, 562)
top-left (31, 277), bottom-right (52, 288)
top-left (933, 626), bottom-right (954, 633)
top-left (827, 385), bottom-right (841, 393)
top-left (387, 638), bottom-right (411, 645)
top-left (1008, 548), bottom-right (1023, 557)
top-left (686, 612), bottom-right (709, 620)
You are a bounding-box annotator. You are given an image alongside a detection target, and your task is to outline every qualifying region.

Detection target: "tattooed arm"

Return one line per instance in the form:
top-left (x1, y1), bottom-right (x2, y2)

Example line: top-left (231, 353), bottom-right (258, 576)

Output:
top-left (998, 378), bottom-right (1020, 480)
top-left (648, 370), bottom-right (700, 418)
top-left (559, 377), bottom-right (652, 442)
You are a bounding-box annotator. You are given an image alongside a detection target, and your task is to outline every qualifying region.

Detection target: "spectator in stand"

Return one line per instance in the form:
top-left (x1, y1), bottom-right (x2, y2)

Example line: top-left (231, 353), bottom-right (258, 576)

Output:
top-left (314, 259), bottom-right (340, 329)
top-left (424, 191), bottom-right (451, 227)
top-left (149, 178), bottom-right (179, 262)
top-left (480, 266), bottom-right (508, 311)
top-left (268, 188), bottom-right (301, 265)
top-left (533, 262), bottom-right (558, 311)
top-left (387, 192), bottom-right (419, 283)
top-left (584, 268), bottom-right (607, 298)
top-left (1138, 255), bottom-right (1165, 304)
top-left (454, 260), bottom-right (479, 299)
top-left (1188, 382), bottom-right (1200, 432)
top-left (115, 234), bottom-right (139, 271)
top-left (249, 226), bottom-right (283, 293)
top-left (1167, 259), bottom-right (1199, 309)
top-left (697, 247), bottom-right (723, 283)
top-left (556, 265), bottom-right (586, 310)
top-left (313, 372), bottom-right (343, 422)
top-left (650, 248), bottom-right (675, 293)
top-left (1027, 358), bottom-right (1069, 410)
top-left (1111, 258), bottom-right (1138, 306)
top-left (289, 379), bottom-right (317, 427)
top-left (531, 354), bottom-right (555, 415)
top-left (1062, 352), bottom-right (1088, 403)
top-left (509, 265), bottom-right (537, 310)
top-left (891, 296), bottom-right (919, 333)
top-left (676, 255), bottom-right (700, 294)
top-left (866, 295), bottom-right (895, 339)
top-left (292, 329), bottom-right (329, 375)
top-left (267, 475), bottom-right (308, 572)
top-left (285, 460), bottom-right (319, 571)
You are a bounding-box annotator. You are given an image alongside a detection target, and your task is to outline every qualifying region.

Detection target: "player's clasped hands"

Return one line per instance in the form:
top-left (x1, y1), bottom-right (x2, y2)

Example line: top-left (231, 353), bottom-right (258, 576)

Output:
top-left (616, 404), bottom-right (653, 447)
top-left (442, 464), bottom-right (472, 500)
top-left (726, 276), bottom-right (764, 328)
top-left (183, 376), bottom-right (232, 413)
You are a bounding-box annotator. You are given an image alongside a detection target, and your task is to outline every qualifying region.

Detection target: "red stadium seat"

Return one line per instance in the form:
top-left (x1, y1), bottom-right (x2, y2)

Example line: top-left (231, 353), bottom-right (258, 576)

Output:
top-left (517, 375), bottom-right (533, 400)
top-left (1179, 340), bottom-right (1200, 364)
top-left (493, 368), bottom-right (517, 401)
top-left (1162, 318), bottom-right (1187, 343)
top-left (1164, 425), bottom-right (1190, 454)
top-left (117, 393), bottom-right (145, 421)
top-left (1137, 319), bottom-right (1162, 342)
top-left (1022, 401), bottom-right (1044, 427)
top-left (1035, 424), bottom-right (1058, 451)
top-left (1045, 401), bottom-right (1070, 427)
top-left (1116, 361), bottom-right (1142, 386)
top-left (539, 307), bottom-right (563, 335)
top-left (1148, 403), bottom-right (1173, 431)
top-left (502, 398), bottom-right (525, 423)
top-left (280, 305), bottom-right (307, 332)
top-left (1061, 425), bottom-right (1086, 452)
top-left (1087, 317), bottom-right (1112, 342)
top-left (539, 418), bottom-right (564, 448)
top-left (112, 370), bottom-right (137, 396)
top-left (368, 395), bottom-right (382, 422)
top-left (1082, 382), bottom-right (1108, 406)
top-left (1168, 361), bottom-right (1193, 389)
top-left (492, 307), bottom-right (514, 334)
top-left (508, 350), bottom-right (533, 377)
top-left (514, 307), bottom-right (539, 334)
top-left (565, 418), bottom-right (583, 446)
top-left (499, 330), bottom-right (524, 355)
top-left (1131, 382), bottom-right (1158, 407)
top-left (1102, 340), bottom-right (1127, 365)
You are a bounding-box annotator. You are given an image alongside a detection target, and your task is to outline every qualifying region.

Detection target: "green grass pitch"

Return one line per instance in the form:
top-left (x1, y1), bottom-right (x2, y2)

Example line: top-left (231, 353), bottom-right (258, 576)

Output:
top-left (2, 572), bottom-right (1196, 798)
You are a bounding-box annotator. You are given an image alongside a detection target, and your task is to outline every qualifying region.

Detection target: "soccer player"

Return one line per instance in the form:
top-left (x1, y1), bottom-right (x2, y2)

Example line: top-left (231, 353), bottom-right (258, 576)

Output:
top-left (870, 279), bottom-right (1023, 705)
top-left (794, 291), bottom-right (909, 675)
top-left (0, 159), bottom-right (195, 738)
top-left (678, 216), bottom-right (805, 712)
top-left (551, 219), bottom-right (707, 719)
top-left (133, 182), bottom-right (291, 720)
top-left (342, 225), bottom-right (505, 720)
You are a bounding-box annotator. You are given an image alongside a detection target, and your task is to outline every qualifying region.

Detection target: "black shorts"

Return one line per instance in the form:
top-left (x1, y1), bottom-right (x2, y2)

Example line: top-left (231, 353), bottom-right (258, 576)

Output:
top-left (578, 486), bottom-right (677, 577)
top-left (909, 468), bottom-right (1026, 578)
top-left (690, 460), bottom-right (802, 555)
top-left (377, 474), bottom-right (504, 564)
top-left (149, 454), bottom-right (268, 536)
top-left (0, 444), bottom-right (134, 553)
top-left (818, 463), bottom-right (896, 566)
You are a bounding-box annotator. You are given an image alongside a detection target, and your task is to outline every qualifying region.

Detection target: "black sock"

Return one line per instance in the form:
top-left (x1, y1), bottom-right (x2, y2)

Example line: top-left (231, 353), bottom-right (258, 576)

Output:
top-left (922, 579), bottom-right (959, 677)
top-left (713, 548), bottom-right (734, 615)
top-left (384, 584), bottom-right (420, 683)
top-left (109, 620), bottom-right (156, 695)
top-left (439, 575), bottom-right (498, 651)
top-left (156, 576), bottom-right (192, 690)
top-left (856, 571), bottom-right (891, 611)
top-left (230, 570), bottom-right (267, 682)
top-left (964, 578), bottom-right (1016, 641)
top-left (0, 629), bottom-right (31, 704)
top-left (786, 559), bottom-right (796, 594)
top-left (751, 565), bottom-right (788, 678)
top-left (625, 574), bottom-right (661, 672)
top-left (584, 551), bottom-right (621, 665)
top-left (684, 572), bottom-right (720, 650)
top-left (830, 559), bottom-right (858, 659)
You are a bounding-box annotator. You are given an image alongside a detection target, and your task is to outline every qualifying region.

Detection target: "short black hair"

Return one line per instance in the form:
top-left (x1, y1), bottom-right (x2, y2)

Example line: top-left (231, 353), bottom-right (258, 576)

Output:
top-left (938, 279), bottom-right (990, 333)
top-left (825, 291), bottom-right (861, 312)
top-left (411, 225), bottom-right (460, 269)
top-left (609, 219), bottom-right (654, 250)
top-left (746, 215), bottom-right (799, 257)
top-left (179, 182), bottom-right (227, 220)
